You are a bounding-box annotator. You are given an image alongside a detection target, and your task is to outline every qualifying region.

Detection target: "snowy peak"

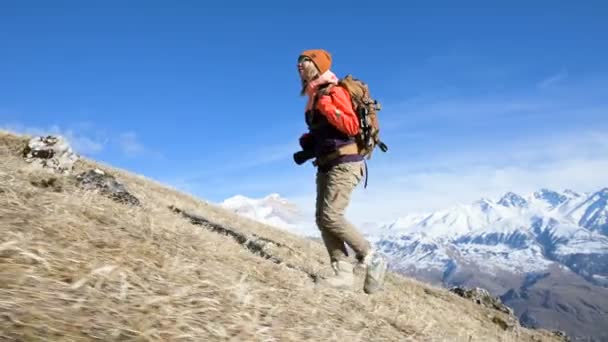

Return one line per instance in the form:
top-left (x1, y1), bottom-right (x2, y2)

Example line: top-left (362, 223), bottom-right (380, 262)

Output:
top-left (574, 188), bottom-right (608, 235)
top-left (374, 186), bottom-right (608, 280)
top-left (219, 193), bottom-right (314, 235)
top-left (377, 198), bottom-right (509, 241)
top-left (563, 189), bottom-right (582, 198)
top-left (221, 193), bottom-right (298, 221)
top-left (498, 192), bottom-right (528, 208)
top-left (595, 187), bottom-right (608, 197)
top-left (532, 188), bottom-right (568, 209)
top-left (472, 198), bottom-right (495, 212)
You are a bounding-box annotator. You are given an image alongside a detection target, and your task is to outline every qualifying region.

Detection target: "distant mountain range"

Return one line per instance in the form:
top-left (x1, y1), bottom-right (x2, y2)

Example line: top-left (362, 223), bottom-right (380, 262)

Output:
top-left (220, 188), bottom-right (608, 341)
top-left (373, 188), bottom-right (608, 285)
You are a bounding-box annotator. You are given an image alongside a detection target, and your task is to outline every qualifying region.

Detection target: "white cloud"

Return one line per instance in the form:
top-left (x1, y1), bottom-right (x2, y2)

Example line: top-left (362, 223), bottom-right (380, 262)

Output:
top-left (538, 69), bottom-right (568, 89)
top-left (118, 131), bottom-right (145, 157)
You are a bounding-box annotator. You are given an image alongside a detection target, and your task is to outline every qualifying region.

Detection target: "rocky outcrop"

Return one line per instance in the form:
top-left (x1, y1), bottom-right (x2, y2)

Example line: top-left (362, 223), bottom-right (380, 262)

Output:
top-left (23, 136), bottom-right (78, 174)
top-left (76, 169), bottom-right (140, 206)
top-left (450, 286), bottom-right (518, 331)
top-left (450, 286), bottom-right (514, 315)
top-left (552, 330), bottom-right (570, 342)
top-left (22, 136), bottom-right (139, 206)
top-left (170, 206), bottom-right (318, 281)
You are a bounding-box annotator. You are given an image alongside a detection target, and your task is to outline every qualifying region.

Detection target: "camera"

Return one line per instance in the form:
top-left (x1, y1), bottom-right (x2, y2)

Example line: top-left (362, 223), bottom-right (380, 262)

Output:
top-left (293, 150), bottom-right (314, 165)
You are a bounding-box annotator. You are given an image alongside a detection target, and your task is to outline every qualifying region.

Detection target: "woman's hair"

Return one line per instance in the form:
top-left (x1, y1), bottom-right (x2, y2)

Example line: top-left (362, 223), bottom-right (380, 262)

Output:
top-left (299, 59), bottom-right (320, 96)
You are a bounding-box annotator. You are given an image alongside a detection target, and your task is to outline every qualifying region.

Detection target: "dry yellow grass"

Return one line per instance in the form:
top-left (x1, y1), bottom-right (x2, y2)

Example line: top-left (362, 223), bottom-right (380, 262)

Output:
top-left (0, 131), bottom-right (562, 341)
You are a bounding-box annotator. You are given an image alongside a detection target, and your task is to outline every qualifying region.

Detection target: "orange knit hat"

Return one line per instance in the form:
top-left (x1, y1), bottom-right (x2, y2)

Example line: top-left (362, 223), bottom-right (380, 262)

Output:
top-left (299, 49), bottom-right (332, 74)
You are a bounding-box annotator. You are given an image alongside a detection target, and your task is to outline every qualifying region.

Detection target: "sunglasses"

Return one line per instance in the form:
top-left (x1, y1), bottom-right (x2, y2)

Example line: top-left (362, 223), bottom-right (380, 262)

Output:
top-left (297, 56), bottom-right (313, 73)
top-left (298, 56), bottom-right (312, 64)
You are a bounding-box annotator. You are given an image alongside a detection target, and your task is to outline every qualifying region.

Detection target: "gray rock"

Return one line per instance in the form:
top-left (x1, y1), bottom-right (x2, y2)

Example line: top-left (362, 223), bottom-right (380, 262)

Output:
top-left (170, 206), bottom-right (319, 281)
top-left (552, 330), bottom-right (570, 342)
top-left (450, 286), bottom-right (514, 315)
top-left (23, 136), bottom-right (79, 174)
top-left (450, 286), bottom-right (518, 330)
top-left (76, 169), bottom-right (140, 206)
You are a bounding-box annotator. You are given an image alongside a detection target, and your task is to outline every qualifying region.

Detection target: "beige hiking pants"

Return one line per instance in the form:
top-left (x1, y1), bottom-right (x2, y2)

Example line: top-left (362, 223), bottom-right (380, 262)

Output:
top-left (316, 161), bottom-right (371, 263)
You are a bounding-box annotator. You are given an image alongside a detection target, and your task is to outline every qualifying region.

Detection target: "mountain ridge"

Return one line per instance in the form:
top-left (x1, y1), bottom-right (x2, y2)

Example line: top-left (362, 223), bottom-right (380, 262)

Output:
top-left (373, 187), bottom-right (608, 341)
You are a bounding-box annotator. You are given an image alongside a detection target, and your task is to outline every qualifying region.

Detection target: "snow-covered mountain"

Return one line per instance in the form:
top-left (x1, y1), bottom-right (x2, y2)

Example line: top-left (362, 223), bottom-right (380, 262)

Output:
top-left (219, 193), bottom-right (315, 236)
top-left (373, 187), bottom-right (608, 341)
top-left (374, 187), bottom-right (608, 285)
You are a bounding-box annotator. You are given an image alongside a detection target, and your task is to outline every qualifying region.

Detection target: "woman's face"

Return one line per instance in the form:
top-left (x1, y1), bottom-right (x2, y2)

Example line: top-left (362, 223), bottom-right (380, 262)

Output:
top-left (298, 57), bottom-right (319, 82)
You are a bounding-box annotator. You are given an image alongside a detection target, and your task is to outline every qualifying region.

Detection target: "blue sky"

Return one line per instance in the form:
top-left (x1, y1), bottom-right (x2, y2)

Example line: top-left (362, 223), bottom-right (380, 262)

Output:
top-left (2, 1), bottom-right (608, 224)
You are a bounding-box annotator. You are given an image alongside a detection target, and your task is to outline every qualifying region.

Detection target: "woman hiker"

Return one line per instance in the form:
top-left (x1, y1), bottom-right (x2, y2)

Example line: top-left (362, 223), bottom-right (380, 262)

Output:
top-left (293, 48), bottom-right (388, 294)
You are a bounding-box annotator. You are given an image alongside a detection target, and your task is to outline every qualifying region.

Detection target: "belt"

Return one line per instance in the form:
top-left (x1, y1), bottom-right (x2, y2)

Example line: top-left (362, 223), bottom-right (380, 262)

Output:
top-left (313, 143), bottom-right (360, 166)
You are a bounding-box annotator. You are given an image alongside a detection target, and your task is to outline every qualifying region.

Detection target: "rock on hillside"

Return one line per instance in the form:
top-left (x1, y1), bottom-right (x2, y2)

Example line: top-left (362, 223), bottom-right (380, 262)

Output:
top-left (0, 131), bottom-right (564, 342)
top-left (22, 135), bottom-right (79, 174)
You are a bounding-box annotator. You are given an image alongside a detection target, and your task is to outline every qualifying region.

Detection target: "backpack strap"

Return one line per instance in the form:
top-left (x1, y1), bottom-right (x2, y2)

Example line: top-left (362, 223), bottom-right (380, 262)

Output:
top-left (315, 83), bottom-right (335, 102)
top-left (306, 83), bottom-right (336, 129)
top-left (363, 159), bottom-right (368, 188)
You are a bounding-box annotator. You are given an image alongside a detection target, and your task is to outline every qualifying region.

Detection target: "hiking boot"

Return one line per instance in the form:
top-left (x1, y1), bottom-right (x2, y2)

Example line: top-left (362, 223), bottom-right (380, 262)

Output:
top-left (362, 251), bottom-right (388, 294)
top-left (316, 260), bottom-right (354, 290)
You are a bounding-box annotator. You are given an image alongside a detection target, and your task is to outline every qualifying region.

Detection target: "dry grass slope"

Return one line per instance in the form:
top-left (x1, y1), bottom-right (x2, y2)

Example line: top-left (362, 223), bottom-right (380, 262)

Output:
top-left (0, 131), bottom-right (562, 341)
